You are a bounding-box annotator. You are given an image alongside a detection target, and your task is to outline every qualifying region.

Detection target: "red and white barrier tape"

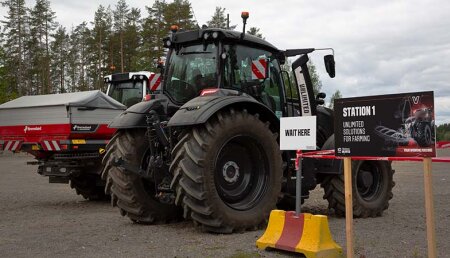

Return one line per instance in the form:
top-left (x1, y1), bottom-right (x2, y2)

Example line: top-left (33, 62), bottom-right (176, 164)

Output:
top-left (297, 149), bottom-right (450, 163)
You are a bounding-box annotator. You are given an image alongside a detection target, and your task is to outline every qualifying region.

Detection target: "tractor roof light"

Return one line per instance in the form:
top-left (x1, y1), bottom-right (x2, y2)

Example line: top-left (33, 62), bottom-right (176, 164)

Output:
top-left (170, 25), bottom-right (179, 33)
top-left (203, 32), bottom-right (210, 40)
top-left (212, 31), bottom-right (219, 39)
top-left (241, 12), bottom-right (249, 38)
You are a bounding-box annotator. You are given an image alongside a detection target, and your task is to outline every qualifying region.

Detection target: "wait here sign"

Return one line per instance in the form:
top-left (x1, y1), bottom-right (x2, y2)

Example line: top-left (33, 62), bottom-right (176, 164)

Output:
top-left (280, 116), bottom-right (317, 150)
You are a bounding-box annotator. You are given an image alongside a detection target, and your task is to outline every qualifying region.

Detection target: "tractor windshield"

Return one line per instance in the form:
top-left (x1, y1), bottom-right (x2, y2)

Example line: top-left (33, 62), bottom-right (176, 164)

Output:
top-left (165, 43), bottom-right (218, 103)
top-left (107, 81), bottom-right (144, 107)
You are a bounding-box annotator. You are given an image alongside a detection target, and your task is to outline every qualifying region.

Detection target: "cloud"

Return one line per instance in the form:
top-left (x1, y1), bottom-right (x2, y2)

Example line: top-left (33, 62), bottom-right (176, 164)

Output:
top-left (2, 0), bottom-right (450, 123)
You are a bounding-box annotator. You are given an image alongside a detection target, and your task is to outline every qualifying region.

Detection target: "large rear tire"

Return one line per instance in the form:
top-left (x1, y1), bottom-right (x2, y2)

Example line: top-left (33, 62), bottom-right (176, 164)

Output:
top-left (320, 136), bottom-right (395, 217)
top-left (170, 109), bottom-right (282, 233)
top-left (101, 129), bottom-right (181, 224)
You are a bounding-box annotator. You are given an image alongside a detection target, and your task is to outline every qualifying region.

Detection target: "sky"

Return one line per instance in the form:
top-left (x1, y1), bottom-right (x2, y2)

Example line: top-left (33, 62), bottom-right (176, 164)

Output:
top-left (2, 0), bottom-right (450, 124)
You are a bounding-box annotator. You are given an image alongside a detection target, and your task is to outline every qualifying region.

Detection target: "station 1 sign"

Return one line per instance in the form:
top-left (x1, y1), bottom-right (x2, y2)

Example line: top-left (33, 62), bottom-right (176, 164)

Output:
top-left (334, 91), bottom-right (435, 157)
top-left (280, 116), bottom-right (316, 150)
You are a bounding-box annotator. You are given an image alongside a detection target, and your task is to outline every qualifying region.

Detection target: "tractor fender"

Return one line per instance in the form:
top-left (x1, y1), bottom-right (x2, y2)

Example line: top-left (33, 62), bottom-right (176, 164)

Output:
top-left (167, 95), bottom-right (280, 131)
top-left (109, 99), bottom-right (167, 129)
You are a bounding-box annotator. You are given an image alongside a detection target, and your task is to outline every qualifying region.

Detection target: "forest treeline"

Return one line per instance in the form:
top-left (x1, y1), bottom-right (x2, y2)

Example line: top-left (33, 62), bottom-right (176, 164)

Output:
top-left (0, 0), bottom-right (264, 103)
top-left (437, 123), bottom-right (450, 141)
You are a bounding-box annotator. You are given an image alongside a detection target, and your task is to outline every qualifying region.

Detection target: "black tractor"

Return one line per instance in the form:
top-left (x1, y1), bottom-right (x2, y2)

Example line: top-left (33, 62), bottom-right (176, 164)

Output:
top-left (102, 14), bottom-right (395, 233)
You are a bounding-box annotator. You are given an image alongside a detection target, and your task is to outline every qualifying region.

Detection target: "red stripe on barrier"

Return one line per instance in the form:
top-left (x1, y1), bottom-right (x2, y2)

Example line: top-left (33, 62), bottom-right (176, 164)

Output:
top-left (275, 212), bottom-right (304, 252)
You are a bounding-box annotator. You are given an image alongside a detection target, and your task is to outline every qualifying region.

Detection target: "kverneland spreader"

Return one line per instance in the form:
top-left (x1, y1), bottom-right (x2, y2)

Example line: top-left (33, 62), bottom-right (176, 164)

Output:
top-left (0, 90), bottom-right (126, 200)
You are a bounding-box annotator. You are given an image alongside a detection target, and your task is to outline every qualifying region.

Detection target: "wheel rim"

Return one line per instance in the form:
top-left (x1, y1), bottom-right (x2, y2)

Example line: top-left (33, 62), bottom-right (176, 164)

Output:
top-left (214, 135), bottom-right (269, 211)
top-left (356, 162), bottom-right (383, 201)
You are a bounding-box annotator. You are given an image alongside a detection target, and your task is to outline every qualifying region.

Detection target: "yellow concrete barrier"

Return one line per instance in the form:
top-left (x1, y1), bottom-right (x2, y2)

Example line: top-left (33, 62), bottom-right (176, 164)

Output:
top-left (256, 210), bottom-right (342, 258)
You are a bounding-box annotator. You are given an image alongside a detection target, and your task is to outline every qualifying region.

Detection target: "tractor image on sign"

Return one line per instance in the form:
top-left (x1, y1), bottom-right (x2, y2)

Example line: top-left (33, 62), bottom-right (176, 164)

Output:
top-left (101, 12), bottom-right (395, 232)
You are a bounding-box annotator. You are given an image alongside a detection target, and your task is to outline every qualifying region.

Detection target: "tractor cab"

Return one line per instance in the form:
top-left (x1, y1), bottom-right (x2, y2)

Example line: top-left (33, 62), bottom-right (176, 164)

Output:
top-left (162, 25), bottom-right (335, 120)
top-left (105, 71), bottom-right (155, 107)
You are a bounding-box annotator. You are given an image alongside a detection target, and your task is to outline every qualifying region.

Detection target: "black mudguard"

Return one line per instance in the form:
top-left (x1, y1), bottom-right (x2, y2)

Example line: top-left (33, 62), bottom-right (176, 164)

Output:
top-left (109, 99), bottom-right (167, 129)
top-left (167, 95), bottom-right (280, 131)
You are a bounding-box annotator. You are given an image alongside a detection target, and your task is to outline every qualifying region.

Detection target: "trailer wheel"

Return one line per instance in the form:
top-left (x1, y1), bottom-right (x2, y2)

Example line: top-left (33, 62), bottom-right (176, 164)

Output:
top-left (103, 129), bottom-right (181, 224)
top-left (320, 136), bottom-right (395, 217)
top-left (170, 109), bottom-right (282, 233)
top-left (70, 174), bottom-right (108, 201)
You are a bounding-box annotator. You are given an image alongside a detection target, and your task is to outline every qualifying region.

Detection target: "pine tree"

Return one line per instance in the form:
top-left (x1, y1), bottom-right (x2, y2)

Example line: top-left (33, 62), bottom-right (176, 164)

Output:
top-left (1, 0), bottom-right (28, 95)
top-left (247, 27), bottom-right (263, 38)
top-left (113, 0), bottom-right (130, 73)
top-left (123, 7), bottom-right (141, 71)
top-left (29, 0), bottom-right (56, 94)
top-left (308, 61), bottom-right (322, 96)
top-left (91, 5), bottom-right (112, 90)
top-left (50, 26), bottom-right (68, 93)
top-left (164, 0), bottom-right (197, 31)
top-left (142, 0), bottom-right (167, 71)
top-left (206, 7), bottom-right (235, 29)
top-left (328, 90), bottom-right (342, 109)
top-left (0, 37), bottom-right (17, 103)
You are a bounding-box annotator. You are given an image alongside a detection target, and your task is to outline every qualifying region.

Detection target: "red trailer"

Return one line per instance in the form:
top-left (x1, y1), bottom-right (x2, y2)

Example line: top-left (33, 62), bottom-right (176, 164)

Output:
top-left (0, 90), bottom-right (126, 200)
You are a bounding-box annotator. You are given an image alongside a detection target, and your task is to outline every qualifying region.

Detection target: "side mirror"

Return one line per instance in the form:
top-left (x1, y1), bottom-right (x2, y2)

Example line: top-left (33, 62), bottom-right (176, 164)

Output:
top-left (324, 55), bottom-right (335, 78)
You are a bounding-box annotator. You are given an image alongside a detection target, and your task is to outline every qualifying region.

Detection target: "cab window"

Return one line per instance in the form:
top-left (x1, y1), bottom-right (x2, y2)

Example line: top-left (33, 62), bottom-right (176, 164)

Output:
top-left (223, 44), bottom-right (284, 116)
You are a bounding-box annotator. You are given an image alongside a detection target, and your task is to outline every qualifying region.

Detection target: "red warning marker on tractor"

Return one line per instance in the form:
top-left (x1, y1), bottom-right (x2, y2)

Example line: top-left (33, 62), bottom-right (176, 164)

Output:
top-left (149, 73), bottom-right (161, 91)
top-left (251, 59), bottom-right (267, 80)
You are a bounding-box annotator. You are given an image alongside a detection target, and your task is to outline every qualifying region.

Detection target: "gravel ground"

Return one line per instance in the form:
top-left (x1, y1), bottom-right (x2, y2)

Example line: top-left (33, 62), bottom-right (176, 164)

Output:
top-left (0, 150), bottom-right (449, 258)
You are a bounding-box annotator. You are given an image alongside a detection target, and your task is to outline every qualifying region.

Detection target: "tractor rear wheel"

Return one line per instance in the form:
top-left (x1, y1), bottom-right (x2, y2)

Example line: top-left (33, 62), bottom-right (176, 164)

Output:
top-left (102, 129), bottom-right (181, 224)
top-left (170, 109), bottom-right (282, 233)
top-left (320, 136), bottom-right (395, 217)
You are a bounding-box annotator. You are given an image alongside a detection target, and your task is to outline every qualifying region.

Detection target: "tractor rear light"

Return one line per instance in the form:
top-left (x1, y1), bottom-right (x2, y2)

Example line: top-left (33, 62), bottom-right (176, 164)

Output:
top-left (143, 94), bottom-right (151, 101)
top-left (200, 88), bottom-right (219, 96)
top-left (61, 145), bottom-right (68, 150)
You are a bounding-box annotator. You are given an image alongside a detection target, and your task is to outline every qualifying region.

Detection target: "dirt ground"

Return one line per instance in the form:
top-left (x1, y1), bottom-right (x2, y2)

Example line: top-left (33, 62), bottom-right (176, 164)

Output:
top-left (0, 150), bottom-right (449, 258)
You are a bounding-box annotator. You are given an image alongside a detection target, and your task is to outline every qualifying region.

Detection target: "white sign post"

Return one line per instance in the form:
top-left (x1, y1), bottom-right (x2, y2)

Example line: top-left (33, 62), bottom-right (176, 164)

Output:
top-left (280, 116), bottom-right (317, 216)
